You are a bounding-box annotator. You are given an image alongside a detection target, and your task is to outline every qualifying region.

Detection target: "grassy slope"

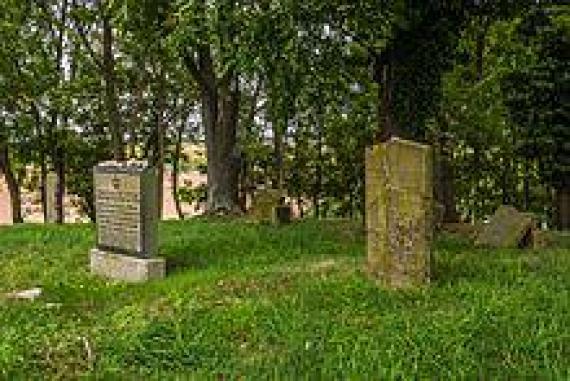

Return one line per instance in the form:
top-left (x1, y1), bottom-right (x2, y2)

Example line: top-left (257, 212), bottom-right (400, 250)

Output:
top-left (0, 220), bottom-right (568, 379)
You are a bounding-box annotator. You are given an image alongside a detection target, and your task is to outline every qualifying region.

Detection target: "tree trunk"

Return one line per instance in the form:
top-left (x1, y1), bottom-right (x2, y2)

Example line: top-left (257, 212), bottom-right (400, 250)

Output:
top-left (374, 50), bottom-right (397, 142)
top-left (52, 0), bottom-right (68, 224)
top-left (314, 111), bottom-right (322, 219)
top-left (172, 118), bottom-right (184, 220)
top-left (0, 140), bottom-right (22, 223)
top-left (523, 158), bottom-right (531, 211)
top-left (184, 43), bottom-right (240, 214)
top-left (200, 81), bottom-right (240, 213)
top-left (103, 13), bottom-right (123, 161)
top-left (32, 104), bottom-right (48, 223)
top-left (555, 186), bottom-right (570, 231)
top-left (273, 117), bottom-right (284, 191)
top-left (130, 70), bottom-right (144, 159)
top-left (440, 147), bottom-right (458, 223)
top-left (156, 66), bottom-right (166, 220)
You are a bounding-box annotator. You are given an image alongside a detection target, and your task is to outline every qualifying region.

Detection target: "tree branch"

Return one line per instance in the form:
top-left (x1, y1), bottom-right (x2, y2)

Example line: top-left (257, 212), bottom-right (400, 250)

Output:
top-left (71, 15), bottom-right (104, 71)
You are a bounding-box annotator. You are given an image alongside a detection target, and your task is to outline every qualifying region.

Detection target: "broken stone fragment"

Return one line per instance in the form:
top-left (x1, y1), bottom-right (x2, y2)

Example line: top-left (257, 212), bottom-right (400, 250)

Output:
top-left (4, 287), bottom-right (42, 301)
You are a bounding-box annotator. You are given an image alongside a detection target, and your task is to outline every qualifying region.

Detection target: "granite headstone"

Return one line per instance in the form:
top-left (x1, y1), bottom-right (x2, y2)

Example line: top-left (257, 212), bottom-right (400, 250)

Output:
top-left (90, 160), bottom-right (165, 282)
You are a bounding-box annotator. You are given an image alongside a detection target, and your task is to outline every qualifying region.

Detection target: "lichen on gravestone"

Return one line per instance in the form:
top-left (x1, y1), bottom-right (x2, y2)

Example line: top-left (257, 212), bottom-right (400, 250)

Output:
top-left (249, 189), bottom-right (283, 223)
top-left (365, 137), bottom-right (434, 289)
top-left (475, 205), bottom-right (537, 248)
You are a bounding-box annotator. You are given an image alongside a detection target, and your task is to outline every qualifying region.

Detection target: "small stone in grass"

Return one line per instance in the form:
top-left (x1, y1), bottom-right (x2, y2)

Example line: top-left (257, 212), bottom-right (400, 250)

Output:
top-left (5, 287), bottom-right (42, 301)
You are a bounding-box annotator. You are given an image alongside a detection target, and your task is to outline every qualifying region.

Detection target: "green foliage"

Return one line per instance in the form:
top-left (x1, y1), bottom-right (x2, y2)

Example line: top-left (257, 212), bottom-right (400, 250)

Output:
top-left (0, 220), bottom-right (569, 378)
top-left (178, 183), bottom-right (207, 206)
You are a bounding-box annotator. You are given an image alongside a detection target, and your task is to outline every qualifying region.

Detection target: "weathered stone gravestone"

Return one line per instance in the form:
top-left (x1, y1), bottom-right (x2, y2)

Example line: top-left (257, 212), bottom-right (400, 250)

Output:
top-left (250, 189), bottom-right (290, 224)
top-left (45, 172), bottom-right (58, 223)
top-left (90, 161), bottom-right (165, 282)
top-left (366, 137), bottom-right (434, 288)
top-left (0, 175), bottom-right (12, 225)
top-left (475, 205), bottom-right (536, 248)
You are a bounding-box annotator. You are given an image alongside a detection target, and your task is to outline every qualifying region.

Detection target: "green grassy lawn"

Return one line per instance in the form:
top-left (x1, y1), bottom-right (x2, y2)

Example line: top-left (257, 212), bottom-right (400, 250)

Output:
top-left (0, 220), bottom-right (568, 379)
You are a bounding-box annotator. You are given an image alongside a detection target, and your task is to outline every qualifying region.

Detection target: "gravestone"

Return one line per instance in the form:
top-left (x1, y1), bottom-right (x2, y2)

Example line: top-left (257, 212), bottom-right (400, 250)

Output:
top-left (0, 175), bottom-right (12, 225)
top-left (250, 189), bottom-right (290, 224)
top-left (90, 161), bottom-right (165, 282)
top-left (475, 205), bottom-right (536, 248)
top-left (366, 137), bottom-right (434, 288)
top-left (45, 172), bottom-right (58, 223)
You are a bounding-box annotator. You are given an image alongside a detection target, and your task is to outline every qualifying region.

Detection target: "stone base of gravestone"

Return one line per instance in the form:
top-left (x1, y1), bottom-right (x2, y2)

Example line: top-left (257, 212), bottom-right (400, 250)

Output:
top-left (366, 137), bottom-right (433, 289)
top-left (475, 205), bottom-right (536, 248)
top-left (90, 248), bottom-right (165, 283)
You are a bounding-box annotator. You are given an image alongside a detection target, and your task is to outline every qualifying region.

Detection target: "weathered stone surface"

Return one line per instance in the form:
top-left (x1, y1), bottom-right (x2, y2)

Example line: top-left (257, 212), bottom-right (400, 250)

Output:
top-left (94, 160), bottom-right (158, 258)
top-left (366, 137), bottom-right (434, 288)
top-left (249, 189), bottom-right (283, 223)
top-left (90, 160), bottom-right (164, 282)
top-left (45, 172), bottom-right (58, 223)
top-left (0, 175), bottom-right (11, 225)
top-left (90, 248), bottom-right (165, 282)
top-left (476, 205), bottom-right (536, 248)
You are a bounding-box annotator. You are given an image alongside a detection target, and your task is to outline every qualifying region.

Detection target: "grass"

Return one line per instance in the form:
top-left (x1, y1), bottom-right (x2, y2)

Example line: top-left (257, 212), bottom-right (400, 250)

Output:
top-left (0, 219), bottom-right (568, 379)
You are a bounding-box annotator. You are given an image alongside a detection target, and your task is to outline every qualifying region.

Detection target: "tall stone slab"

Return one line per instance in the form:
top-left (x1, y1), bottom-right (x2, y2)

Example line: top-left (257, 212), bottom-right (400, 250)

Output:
top-left (0, 175), bottom-right (12, 225)
top-left (90, 161), bottom-right (165, 282)
top-left (45, 172), bottom-right (58, 223)
top-left (366, 137), bottom-right (433, 288)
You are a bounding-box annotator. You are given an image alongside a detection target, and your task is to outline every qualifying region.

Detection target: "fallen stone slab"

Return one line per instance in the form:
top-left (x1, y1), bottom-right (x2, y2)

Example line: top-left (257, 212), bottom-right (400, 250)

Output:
top-left (476, 205), bottom-right (537, 248)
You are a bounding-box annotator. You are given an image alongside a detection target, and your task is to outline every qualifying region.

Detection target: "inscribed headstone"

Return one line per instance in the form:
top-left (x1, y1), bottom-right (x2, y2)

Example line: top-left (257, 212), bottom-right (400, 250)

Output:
top-left (90, 161), bottom-right (164, 282)
top-left (366, 137), bottom-right (433, 288)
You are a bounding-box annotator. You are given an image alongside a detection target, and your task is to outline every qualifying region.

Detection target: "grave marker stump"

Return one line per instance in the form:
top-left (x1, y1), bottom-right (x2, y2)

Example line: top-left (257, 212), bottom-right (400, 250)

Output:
top-left (250, 189), bottom-right (291, 224)
top-left (45, 172), bottom-right (58, 223)
top-left (89, 161), bottom-right (165, 282)
top-left (366, 137), bottom-right (434, 288)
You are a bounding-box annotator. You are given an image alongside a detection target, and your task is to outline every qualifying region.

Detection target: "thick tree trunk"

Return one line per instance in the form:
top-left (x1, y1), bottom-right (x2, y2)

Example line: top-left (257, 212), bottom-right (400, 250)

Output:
top-left (555, 186), bottom-right (570, 231)
top-left (103, 14), bottom-right (123, 161)
top-left (201, 82), bottom-right (240, 213)
top-left (184, 43), bottom-right (240, 214)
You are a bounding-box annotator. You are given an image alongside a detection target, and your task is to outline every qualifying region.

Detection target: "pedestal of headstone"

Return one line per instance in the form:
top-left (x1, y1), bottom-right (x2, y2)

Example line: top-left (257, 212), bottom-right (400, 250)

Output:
top-left (45, 172), bottom-right (58, 223)
top-left (366, 137), bottom-right (434, 288)
top-left (90, 161), bottom-right (165, 282)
